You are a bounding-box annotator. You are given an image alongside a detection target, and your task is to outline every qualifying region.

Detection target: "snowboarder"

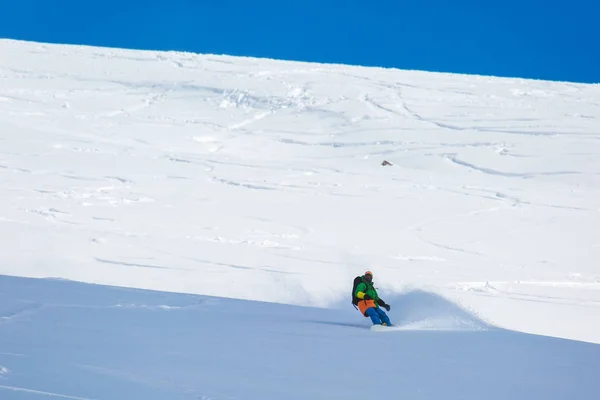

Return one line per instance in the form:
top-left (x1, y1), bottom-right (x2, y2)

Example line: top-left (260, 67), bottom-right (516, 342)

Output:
top-left (353, 271), bottom-right (392, 326)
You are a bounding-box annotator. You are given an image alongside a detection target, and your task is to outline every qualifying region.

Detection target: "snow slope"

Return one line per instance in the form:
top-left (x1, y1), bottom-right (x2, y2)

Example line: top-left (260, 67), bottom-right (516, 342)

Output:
top-left (1, 275), bottom-right (599, 400)
top-left (0, 35), bottom-right (599, 355)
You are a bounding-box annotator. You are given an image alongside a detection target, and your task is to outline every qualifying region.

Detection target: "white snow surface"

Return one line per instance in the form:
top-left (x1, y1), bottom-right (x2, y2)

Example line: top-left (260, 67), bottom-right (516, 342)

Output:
top-left (0, 39), bottom-right (600, 398)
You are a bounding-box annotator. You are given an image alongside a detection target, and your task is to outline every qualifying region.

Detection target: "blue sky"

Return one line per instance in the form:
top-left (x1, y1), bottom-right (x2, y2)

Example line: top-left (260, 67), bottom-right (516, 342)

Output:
top-left (1, 1), bottom-right (598, 83)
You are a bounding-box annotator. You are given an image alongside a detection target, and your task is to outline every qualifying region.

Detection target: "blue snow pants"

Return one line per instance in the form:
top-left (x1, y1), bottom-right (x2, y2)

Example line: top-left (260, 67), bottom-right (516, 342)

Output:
top-left (366, 307), bottom-right (391, 326)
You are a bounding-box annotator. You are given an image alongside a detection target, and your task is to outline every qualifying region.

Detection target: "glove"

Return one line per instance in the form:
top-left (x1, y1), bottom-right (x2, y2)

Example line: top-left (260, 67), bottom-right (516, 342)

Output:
top-left (383, 304), bottom-right (391, 311)
top-left (363, 294), bottom-right (372, 300)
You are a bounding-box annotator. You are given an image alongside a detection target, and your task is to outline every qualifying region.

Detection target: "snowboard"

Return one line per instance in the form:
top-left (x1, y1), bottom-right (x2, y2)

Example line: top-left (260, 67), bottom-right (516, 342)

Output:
top-left (370, 324), bottom-right (402, 332)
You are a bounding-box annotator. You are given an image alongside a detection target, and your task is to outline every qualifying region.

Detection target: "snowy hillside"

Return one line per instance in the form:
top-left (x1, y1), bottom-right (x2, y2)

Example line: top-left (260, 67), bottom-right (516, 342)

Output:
top-left (1, 275), bottom-right (598, 400)
top-left (0, 38), bottom-right (599, 398)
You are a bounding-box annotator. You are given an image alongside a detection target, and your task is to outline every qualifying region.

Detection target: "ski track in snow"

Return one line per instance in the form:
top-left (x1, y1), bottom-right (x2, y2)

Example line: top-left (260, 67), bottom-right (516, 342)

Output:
top-left (0, 385), bottom-right (94, 400)
top-left (445, 154), bottom-right (580, 178)
top-left (451, 281), bottom-right (600, 308)
top-left (0, 303), bottom-right (46, 326)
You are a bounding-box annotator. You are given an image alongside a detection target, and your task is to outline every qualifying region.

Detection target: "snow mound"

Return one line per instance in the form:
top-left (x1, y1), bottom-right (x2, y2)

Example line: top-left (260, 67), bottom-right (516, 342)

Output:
top-left (384, 290), bottom-right (491, 331)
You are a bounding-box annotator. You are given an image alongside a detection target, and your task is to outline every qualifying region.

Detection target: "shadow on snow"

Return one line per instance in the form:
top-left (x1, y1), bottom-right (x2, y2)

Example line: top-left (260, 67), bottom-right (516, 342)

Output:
top-left (0, 275), bottom-right (598, 400)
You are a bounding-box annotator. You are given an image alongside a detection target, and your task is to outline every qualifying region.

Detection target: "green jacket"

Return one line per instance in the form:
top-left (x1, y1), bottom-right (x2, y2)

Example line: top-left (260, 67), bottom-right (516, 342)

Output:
top-left (355, 279), bottom-right (381, 307)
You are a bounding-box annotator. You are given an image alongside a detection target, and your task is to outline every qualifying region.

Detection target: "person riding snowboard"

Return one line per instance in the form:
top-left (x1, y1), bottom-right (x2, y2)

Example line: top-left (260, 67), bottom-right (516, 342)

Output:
top-left (354, 271), bottom-right (392, 326)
